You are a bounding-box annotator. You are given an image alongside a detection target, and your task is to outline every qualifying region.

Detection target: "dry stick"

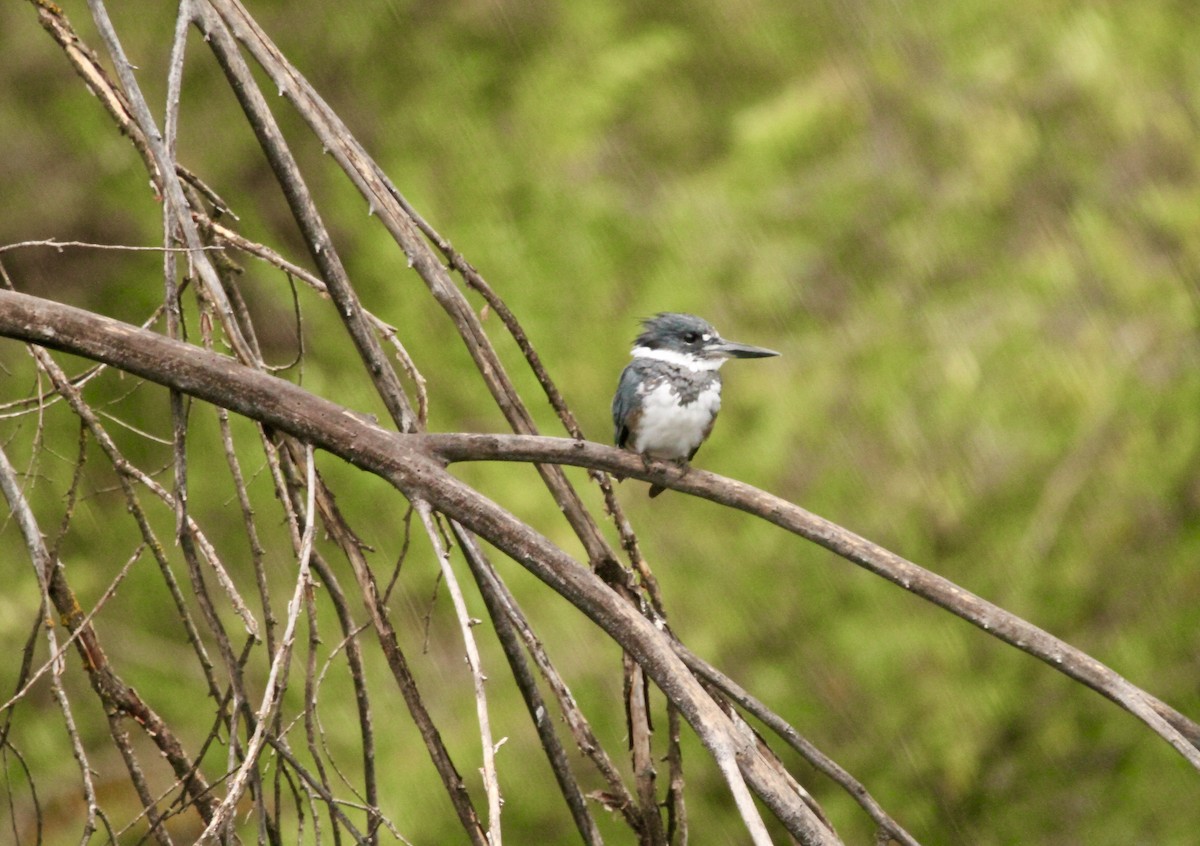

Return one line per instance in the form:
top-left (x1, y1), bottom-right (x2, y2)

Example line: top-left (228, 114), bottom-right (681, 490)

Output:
top-left (0, 547), bottom-right (144, 718)
top-left (0, 286), bottom-right (164, 425)
top-left (106, 715), bottom-right (177, 846)
top-left (0, 292), bottom-right (839, 846)
top-left (22, 1), bottom-right (228, 280)
top-left (22, 341), bottom-right (227, 677)
top-left (0, 239), bottom-right (222, 255)
top-left (24, 308), bottom-right (259, 644)
top-left (10, 344), bottom-right (254, 833)
top-left (190, 351), bottom-right (280, 845)
top-left (0, 434), bottom-right (223, 831)
top-left (111, 727), bottom-right (225, 844)
top-left (277, 757), bottom-right (315, 846)
top-left (19, 354), bottom-right (225, 693)
top-left (302, 542), bottom-right (383, 839)
top-left (454, 524), bottom-right (608, 845)
top-left (1, 739), bottom-right (42, 844)
top-left (163, 0), bottom-right (191, 547)
top-left (1, 618), bottom-right (47, 774)
top-left (127, 448), bottom-right (261, 640)
top-left (300, 570), bottom-right (341, 842)
top-left (201, 216), bottom-right (430, 419)
top-left (664, 705), bottom-right (687, 846)
top-left (478, 543), bottom-right (644, 832)
top-left (216, 405), bottom-right (277, 650)
top-left (202, 221), bottom-right (325, 289)
top-left (195, 276), bottom-right (283, 736)
top-left (305, 631), bottom-right (406, 844)
top-left (626, 657), bottom-right (667, 844)
top-left (198, 445), bottom-right (318, 844)
top-left (27, 0), bottom-right (156, 174)
top-left (267, 439), bottom-right (385, 843)
top-left (262, 554), bottom-right (375, 841)
top-left (187, 228), bottom-right (295, 807)
top-left (416, 506), bottom-right (506, 845)
top-left (293, 622), bottom-right (364, 774)
top-left (177, 521), bottom-right (254, 838)
top-left (264, 737), bottom-right (371, 843)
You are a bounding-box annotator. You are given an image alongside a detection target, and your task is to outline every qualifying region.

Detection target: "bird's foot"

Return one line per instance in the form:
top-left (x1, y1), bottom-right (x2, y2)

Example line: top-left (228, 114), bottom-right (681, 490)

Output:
top-left (646, 456), bottom-right (690, 498)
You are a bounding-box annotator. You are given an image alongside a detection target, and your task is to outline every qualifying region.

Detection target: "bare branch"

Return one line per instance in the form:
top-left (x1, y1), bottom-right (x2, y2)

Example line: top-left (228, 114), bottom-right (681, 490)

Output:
top-left (0, 239), bottom-right (227, 255)
top-left (0, 286), bottom-right (837, 844)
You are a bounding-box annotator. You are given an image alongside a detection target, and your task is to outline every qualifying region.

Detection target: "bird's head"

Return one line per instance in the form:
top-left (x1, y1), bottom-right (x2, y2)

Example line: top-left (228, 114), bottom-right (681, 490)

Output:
top-left (632, 313), bottom-right (779, 366)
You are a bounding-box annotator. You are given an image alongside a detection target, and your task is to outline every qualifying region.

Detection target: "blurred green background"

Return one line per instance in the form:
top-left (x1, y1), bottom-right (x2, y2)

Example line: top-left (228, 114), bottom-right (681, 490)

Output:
top-left (1, 0), bottom-right (1199, 843)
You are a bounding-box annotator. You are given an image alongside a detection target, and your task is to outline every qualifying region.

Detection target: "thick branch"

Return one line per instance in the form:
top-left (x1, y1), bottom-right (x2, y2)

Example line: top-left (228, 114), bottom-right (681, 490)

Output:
top-left (0, 290), bottom-right (835, 844)
top-left (3, 288), bottom-right (1199, 776)
top-left (421, 433), bottom-right (1200, 764)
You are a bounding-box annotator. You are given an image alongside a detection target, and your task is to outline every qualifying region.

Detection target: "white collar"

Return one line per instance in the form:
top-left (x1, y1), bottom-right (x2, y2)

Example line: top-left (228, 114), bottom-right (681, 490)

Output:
top-left (631, 346), bottom-right (725, 371)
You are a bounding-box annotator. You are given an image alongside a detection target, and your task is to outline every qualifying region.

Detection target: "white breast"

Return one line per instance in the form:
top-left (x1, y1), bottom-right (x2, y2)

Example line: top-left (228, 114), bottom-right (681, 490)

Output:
top-left (632, 382), bottom-right (722, 460)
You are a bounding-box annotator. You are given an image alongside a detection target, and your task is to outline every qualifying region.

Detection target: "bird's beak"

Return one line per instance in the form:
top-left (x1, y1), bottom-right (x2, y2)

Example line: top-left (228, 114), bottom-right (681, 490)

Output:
top-left (707, 338), bottom-right (780, 359)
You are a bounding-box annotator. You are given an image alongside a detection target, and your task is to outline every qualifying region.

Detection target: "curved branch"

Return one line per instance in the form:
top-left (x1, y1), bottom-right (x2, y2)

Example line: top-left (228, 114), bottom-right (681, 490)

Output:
top-left (421, 433), bottom-right (1200, 767)
top-left (0, 290), bottom-right (837, 844)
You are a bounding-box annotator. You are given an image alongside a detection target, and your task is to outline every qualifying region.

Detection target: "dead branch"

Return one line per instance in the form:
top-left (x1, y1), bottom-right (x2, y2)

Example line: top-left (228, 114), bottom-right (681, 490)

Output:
top-left (0, 287), bottom-right (835, 845)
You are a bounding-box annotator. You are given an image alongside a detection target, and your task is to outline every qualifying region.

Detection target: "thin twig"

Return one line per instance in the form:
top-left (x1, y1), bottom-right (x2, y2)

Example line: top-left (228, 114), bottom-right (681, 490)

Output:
top-left (85, 0), bottom-right (259, 365)
top-left (197, 444), bottom-right (317, 843)
top-left (20, 338), bottom-right (226, 700)
top-left (0, 238), bottom-right (228, 255)
top-left (417, 506), bottom-right (504, 845)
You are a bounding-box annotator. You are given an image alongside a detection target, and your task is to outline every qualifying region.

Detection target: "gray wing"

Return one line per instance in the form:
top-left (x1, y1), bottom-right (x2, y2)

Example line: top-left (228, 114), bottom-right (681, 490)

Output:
top-left (611, 361), bottom-right (646, 448)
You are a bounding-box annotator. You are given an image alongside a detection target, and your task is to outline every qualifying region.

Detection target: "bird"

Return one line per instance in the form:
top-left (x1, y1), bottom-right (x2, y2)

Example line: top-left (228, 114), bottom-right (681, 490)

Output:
top-left (612, 313), bottom-right (779, 497)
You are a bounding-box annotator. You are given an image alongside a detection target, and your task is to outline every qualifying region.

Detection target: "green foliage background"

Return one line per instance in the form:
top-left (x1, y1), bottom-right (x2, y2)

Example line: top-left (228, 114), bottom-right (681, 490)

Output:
top-left (1, 0), bottom-right (1198, 843)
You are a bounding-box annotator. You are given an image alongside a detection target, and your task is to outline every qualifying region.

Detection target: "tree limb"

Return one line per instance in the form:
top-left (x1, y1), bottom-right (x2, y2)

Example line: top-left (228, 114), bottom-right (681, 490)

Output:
top-left (0, 290), bottom-right (837, 842)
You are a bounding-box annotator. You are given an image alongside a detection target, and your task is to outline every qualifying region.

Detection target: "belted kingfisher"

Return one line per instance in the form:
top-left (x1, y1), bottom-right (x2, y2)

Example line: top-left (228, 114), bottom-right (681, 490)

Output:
top-left (612, 313), bottom-right (779, 497)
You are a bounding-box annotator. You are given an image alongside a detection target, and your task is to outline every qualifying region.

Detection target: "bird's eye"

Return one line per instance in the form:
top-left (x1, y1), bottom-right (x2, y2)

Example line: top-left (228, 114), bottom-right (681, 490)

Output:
top-left (683, 332), bottom-right (700, 343)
